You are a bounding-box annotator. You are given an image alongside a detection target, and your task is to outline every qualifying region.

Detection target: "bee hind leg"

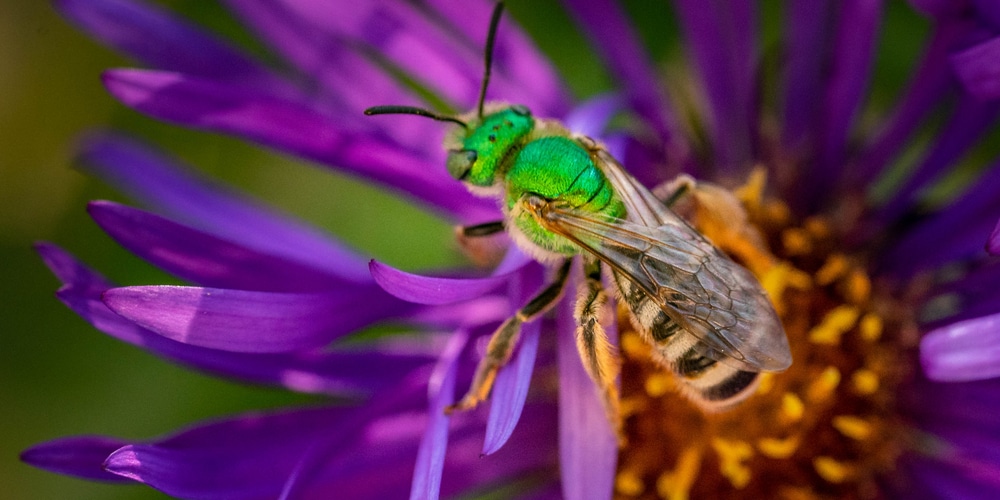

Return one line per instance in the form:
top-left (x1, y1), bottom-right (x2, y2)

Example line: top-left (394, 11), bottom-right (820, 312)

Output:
top-left (574, 259), bottom-right (624, 445)
top-left (446, 259), bottom-right (571, 414)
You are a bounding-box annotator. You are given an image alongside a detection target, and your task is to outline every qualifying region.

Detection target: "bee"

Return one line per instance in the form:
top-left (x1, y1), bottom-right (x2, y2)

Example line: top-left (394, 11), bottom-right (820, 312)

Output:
top-left (366, 2), bottom-right (791, 426)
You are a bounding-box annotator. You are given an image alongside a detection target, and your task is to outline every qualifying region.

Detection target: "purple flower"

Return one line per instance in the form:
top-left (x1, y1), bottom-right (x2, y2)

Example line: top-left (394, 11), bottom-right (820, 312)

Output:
top-left (22, 0), bottom-right (1000, 498)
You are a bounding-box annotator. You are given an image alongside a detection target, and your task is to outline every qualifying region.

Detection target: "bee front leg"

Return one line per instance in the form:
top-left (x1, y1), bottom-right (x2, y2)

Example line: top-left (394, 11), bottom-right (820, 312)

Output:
top-left (573, 259), bottom-right (623, 444)
top-left (446, 259), bottom-right (572, 414)
top-left (456, 220), bottom-right (507, 267)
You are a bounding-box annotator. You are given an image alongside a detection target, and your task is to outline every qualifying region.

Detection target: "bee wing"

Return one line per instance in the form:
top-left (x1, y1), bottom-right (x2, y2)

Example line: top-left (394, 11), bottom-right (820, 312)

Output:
top-left (538, 148), bottom-right (791, 371)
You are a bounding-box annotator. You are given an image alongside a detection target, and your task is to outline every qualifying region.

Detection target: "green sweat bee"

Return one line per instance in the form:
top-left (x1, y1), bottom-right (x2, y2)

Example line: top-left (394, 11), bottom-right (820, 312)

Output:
top-left (366, 2), bottom-right (791, 427)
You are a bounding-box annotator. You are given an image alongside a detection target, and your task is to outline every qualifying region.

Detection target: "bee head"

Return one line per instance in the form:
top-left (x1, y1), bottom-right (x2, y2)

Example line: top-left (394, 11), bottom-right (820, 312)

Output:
top-left (446, 105), bottom-right (533, 187)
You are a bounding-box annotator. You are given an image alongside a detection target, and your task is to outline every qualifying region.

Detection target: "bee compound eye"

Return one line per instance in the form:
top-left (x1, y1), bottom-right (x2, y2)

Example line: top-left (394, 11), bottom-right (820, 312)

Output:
top-left (446, 149), bottom-right (477, 180)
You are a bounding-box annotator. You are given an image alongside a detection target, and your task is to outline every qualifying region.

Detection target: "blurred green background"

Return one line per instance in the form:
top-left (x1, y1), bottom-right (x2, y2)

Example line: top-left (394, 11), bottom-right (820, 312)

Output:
top-left (1, 1), bottom-right (931, 498)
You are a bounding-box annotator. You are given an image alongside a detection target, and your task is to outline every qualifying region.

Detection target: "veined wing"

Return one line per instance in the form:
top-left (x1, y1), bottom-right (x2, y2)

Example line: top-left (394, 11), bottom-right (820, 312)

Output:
top-left (532, 148), bottom-right (790, 371)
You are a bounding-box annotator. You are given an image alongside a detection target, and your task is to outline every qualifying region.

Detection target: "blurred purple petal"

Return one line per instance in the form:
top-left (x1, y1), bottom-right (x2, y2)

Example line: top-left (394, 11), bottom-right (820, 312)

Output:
top-left (556, 298), bottom-right (616, 499)
top-left (89, 201), bottom-right (350, 292)
top-left (990, 217), bottom-right (1000, 254)
top-left (410, 330), bottom-right (466, 500)
top-left (78, 133), bottom-right (371, 282)
top-left (37, 243), bottom-right (430, 394)
top-left (98, 72), bottom-right (494, 220)
top-left (781, 0), bottom-right (833, 154)
top-left (102, 285), bottom-right (403, 353)
top-left (483, 320), bottom-right (540, 456)
top-left (952, 35), bottom-right (1000, 100)
top-left (922, 313), bottom-right (1000, 381)
top-left (673, 0), bottom-right (757, 172)
top-left (55, 0), bottom-right (281, 90)
top-left (564, 0), bottom-right (684, 165)
top-left (370, 260), bottom-right (512, 305)
top-left (563, 94), bottom-right (623, 138)
top-left (21, 436), bottom-right (130, 483)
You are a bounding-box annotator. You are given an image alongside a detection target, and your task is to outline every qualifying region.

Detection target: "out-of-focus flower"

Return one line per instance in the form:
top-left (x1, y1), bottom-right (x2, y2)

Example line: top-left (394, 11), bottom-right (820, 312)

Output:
top-left (21, 0), bottom-right (1000, 498)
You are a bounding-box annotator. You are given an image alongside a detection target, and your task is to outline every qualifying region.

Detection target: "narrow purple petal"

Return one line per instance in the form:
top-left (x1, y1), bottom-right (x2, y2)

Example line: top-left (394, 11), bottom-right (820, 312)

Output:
top-left (781, 0), bottom-right (833, 154)
top-left (89, 201), bottom-right (349, 292)
top-left (673, 0), bottom-right (758, 172)
top-left (370, 260), bottom-right (512, 305)
top-left (482, 320), bottom-right (540, 456)
top-left (952, 35), bottom-right (1000, 100)
top-left (410, 330), bottom-right (466, 500)
top-left (850, 22), bottom-right (965, 186)
top-left (78, 133), bottom-right (371, 282)
top-left (557, 297), bottom-right (616, 499)
top-left (564, 0), bottom-right (685, 164)
top-left (873, 97), bottom-right (1000, 226)
top-left (989, 217), bottom-right (1000, 254)
top-left (102, 285), bottom-right (403, 353)
top-left (55, 0), bottom-right (281, 90)
top-left (37, 243), bottom-right (431, 394)
top-left (98, 73), bottom-right (494, 220)
top-left (922, 313), bottom-right (1000, 381)
top-left (21, 436), bottom-right (131, 483)
top-left (103, 407), bottom-right (350, 499)
top-left (563, 94), bottom-right (624, 139)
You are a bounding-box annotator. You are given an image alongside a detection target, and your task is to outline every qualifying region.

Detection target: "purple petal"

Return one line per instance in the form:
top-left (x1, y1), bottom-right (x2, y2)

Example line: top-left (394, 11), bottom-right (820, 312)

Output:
top-left (370, 260), bottom-right (512, 305)
top-left (98, 73), bottom-right (494, 220)
top-left (850, 22), bottom-right (966, 186)
top-left (563, 94), bottom-right (624, 139)
top-left (556, 298), bottom-right (616, 499)
top-left (55, 0), bottom-right (281, 90)
top-left (564, 0), bottom-right (685, 166)
top-left (781, 0), bottom-right (833, 154)
top-left (102, 285), bottom-right (403, 353)
top-left (673, 0), bottom-right (758, 172)
top-left (482, 320), bottom-right (540, 456)
top-left (78, 133), bottom-right (371, 282)
top-left (990, 217), bottom-right (1000, 254)
top-left (89, 201), bottom-right (350, 292)
top-left (37, 243), bottom-right (431, 394)
top-left (922, 313), bottom-right (1000, 381)
top-left (952, 35), bottom-right (1000, 100)
top-left (21, 436), bottom-right (131, 483)
top-left (103, 407), bottom-right (351, 499)
top-left (410, 330), bottom-right (466, 500)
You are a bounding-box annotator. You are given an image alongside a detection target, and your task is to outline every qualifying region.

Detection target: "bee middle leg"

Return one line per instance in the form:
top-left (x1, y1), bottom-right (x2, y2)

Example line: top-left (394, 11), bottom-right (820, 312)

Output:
top-left (574, 258), bottom-right (623, 443)
top-left (446, 259), bottom-right (572, 414)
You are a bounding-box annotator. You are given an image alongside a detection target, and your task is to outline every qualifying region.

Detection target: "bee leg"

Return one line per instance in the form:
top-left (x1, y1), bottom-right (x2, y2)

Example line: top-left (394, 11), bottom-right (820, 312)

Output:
top-left (446, 259), bottom-right (572, 414)
top-left (456, 221), bottom-right (506, 267)
top-left (574, 259), bottom-right (624, 445)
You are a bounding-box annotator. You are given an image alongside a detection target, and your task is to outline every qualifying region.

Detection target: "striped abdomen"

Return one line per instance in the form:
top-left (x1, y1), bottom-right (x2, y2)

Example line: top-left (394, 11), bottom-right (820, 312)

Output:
top-left (614, 273), bottom-right (760, 410)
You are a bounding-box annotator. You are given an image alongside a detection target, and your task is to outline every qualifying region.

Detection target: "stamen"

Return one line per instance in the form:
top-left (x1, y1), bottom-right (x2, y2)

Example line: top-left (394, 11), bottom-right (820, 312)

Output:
top-left (815, 253), bottom-right (849, 286)
top-left (656, 446), bottom-right (702, 500)
top-left (831, 415), bottom-right (873, 440)
top-left (644, 372), bottom-right (672, 397)
top-left (813, 456), bottom-right (851, 483)
top-left (844, 269), bottom-right (872, 304)
top-left (757, 435), bottom-right (800, 459)
top-left (859, 313), bottom-right (883, 342)
top-left (851, 369), bottom-right (880, 395)
top-left (780, 393), bottom-right (805, 423)
top-left (781, 227), bottom-right (812, 255)
top-left (711, 438), bottom-right (753, 489)
top-left (808, 305), bottom-right (860, 345)
top-left (806, 366), bottom-right (841, 402)
top-left (615, 470), bottom-right (645, 496)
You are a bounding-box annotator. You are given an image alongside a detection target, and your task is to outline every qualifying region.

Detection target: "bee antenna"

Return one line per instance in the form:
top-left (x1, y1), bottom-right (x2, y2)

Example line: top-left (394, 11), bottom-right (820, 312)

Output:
top-left (364, 105), bottom-right (468, 129)
top-left (476, 1), bottom-right (504, 120)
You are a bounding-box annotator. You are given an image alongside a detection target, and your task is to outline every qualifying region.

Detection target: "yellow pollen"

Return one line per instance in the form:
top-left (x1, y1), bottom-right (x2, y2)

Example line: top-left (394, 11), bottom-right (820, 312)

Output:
top-left (808, 305), bottom-right (860, 345)
top-left (781, 393), bottom-right (805, 423)
top-left (815, 253), bottom-right (849, 286)
top-left (756, 372), bottom-right (774, 395)
top-left (806, 366), bottom-right (841, 402)
top-left (734, 167), bottom-right (768, 210)
top-left (781, 227), bottom-right (812, 255)
top-left (620, 331), bottom-right (647, 358)
top-left (644, 372), bottom-right (672, 397)
top-left (831, 415), bottom-right (874, 440)
top-left (615, 470), bottom-right (645, 496)
top-left (711, 438), bottom-right (754, 489)
top-left (859, 313), bottom-right (883, 342)
top-left (764, 200), bottom-right (791, 226)
top-left (844, 269), bottom-right (872, 304)
top-left (813, 456), bottom-right (851, 483)
top-left (803, 216), bottom-right (831, 239)
top-left (761, 262), bottom-right (812, 315)
top-left (656, 446), bottom-right (702, 500)
top-left (757, 435), bottom-right (800, 459)
top-left (851, 369), bottom-right (880, 395)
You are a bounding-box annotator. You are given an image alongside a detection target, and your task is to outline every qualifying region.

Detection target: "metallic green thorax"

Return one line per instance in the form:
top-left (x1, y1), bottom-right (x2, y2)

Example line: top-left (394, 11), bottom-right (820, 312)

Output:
top-left (447, 104), bottom-right (625, 257)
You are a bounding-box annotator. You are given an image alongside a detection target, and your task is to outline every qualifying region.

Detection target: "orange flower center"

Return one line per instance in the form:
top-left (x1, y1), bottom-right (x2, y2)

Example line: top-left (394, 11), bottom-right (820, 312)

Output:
top-left (615, 170), bottom-right (919, 499)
